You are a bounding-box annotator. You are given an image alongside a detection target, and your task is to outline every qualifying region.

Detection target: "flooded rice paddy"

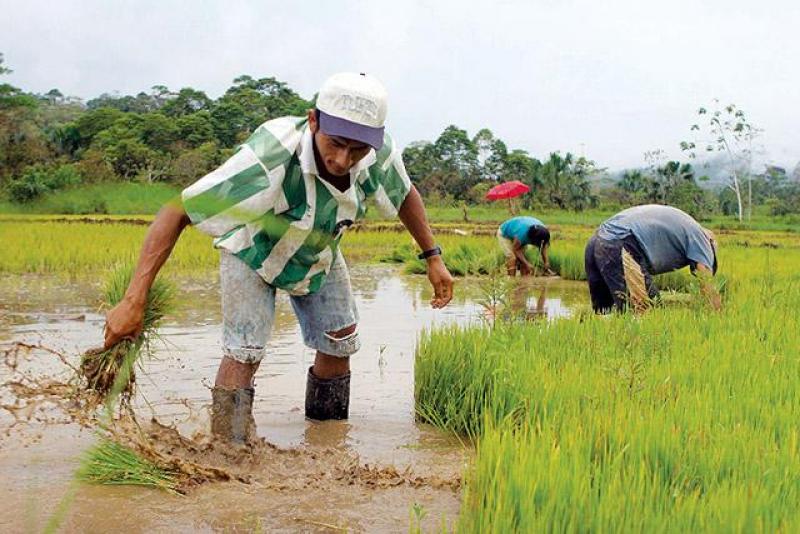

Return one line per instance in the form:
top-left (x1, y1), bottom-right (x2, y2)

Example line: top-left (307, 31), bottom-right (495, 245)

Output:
top-left (0, 264), bottom-right (586, 532)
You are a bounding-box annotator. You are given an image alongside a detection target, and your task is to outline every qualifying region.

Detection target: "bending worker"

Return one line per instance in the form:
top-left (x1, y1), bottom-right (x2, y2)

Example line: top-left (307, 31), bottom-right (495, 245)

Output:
top-left (102, 72), bottom-right (454, 442)
top-left (585, 204), bottom-right (720, 313)
top-left (497, 215), bottom-right (554, 276)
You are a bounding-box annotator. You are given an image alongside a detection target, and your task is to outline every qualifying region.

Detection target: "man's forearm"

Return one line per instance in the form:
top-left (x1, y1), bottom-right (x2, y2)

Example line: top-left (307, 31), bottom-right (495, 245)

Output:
top-left (398, 185), bottom-right (454, 308)
top-left (397, 186), bottom-right (436, 251)
top-left (125, 201), bottom-right (191, 307)
top-left (513, 242), bottom-right (532, 267)
top-left (514, 249), bottom-right (531, 266)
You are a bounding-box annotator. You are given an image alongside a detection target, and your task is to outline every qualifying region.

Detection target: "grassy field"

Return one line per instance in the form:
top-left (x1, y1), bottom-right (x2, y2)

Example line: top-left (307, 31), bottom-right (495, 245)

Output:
top-left (1, 216), bottom-right (794, 283)
top-left (3, 209), bottom-right (799, 530)
top-left (2, 182), bottom-right (799, 233)
top-left (0, 182), bottom-right (181, 215)
top-left (415, 242), bottom-right (800, 531)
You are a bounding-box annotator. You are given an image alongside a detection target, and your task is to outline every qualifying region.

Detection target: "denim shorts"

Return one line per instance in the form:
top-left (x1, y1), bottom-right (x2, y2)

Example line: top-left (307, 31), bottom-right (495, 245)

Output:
top-left (220, 250), bottom-right (360, 364)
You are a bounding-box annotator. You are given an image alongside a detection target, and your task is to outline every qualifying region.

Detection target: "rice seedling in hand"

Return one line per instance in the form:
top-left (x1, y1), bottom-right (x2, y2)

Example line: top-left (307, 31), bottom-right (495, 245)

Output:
top-left (80, 265), bottom-right (174, 401)
top-left (621, 248), bottom-right (651, 313)
top-left (76, 438), bottom-right (180, 493)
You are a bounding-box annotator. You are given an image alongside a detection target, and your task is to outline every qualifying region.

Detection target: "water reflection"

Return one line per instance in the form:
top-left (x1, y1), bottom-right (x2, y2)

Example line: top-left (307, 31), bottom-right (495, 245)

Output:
top-left (0, 266), bottom-right (587, 453)
top-left (505, 278), bottom-right (577, 322)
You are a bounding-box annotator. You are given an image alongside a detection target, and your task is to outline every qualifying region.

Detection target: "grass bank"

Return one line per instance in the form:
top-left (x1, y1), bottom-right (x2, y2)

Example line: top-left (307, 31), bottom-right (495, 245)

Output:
top-left (0, 182), bottom-right (180, 215)
top-left (2, 217), bottom-right (796, 279)
top-left (2, 182), bottom-right (798, 232)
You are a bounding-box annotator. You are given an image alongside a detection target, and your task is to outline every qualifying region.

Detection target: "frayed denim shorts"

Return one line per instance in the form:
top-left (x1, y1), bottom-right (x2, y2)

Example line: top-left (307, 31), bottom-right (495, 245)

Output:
top-left (220, 250), bottom-right (360, 364)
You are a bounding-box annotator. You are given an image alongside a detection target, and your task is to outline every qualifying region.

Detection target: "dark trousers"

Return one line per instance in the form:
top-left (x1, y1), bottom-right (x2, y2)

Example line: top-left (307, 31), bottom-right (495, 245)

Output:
top-left (584, 234), bottom-right (659, 313)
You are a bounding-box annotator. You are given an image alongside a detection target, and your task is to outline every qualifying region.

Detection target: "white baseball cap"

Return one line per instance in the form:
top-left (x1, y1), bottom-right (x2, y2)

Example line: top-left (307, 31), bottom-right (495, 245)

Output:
top-left (316, 72), bottom-right (388, 150)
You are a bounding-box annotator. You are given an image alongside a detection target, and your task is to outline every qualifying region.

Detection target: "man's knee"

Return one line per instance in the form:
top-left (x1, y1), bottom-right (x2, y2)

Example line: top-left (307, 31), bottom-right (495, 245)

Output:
top-left (222, 344), bottom-right (266, 365)
top-left (327, 324), bottom-right (357, 338)
top-left (320, 323), bottom-right (360, 357)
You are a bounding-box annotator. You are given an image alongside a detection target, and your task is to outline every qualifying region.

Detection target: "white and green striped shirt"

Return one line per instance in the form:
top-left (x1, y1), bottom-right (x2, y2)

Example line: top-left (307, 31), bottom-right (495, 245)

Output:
top-left (181, 116), bottom-right (412, 295)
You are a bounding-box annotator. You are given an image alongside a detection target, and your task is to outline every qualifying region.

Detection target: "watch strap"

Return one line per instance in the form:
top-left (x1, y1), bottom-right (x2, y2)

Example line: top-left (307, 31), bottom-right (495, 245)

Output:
top-left (417, 246), bottom-right (442, 260)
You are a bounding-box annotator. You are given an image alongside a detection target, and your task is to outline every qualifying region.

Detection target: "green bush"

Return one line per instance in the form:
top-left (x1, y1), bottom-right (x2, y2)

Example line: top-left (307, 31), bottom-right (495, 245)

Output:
top-left (7, 164), bottom-right (82, 203)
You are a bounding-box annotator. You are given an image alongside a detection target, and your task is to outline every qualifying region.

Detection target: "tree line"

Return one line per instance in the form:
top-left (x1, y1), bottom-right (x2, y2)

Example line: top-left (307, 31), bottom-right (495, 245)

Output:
top-left (1, 52), bottom-right (798, 217)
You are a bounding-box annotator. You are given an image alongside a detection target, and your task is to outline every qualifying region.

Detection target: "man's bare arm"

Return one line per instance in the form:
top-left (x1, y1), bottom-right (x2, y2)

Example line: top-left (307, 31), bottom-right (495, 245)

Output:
top-left (397, 186), bottom-right (454, 308)
top-left (512, 240), bottom-right (534, 270)
top-left (540, 243), bottom-right (556, 275)
top-left (104, 200), bottom-right (191, 347)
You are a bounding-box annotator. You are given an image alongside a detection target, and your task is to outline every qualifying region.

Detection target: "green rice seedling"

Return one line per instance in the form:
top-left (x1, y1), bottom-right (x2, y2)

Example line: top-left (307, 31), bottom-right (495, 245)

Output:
top-left (476, 270), bottom-right (515, 326)
top-left (542, 245), bottom-right (587, 280)
top-left (378, 242), bottom-right (417, 263)
top-left (80, 265), bottom-right (174, 400)
top-left (380, 241), bottom-right (505, 277)
top-left (76, 438), bottom-right (180, 493)
top-left (653, 269), bottom-right (694, 292)
top-left (416, 245), bottom-right (800, 531)
top-left (445, 244), bottom-right (504, 276)
top-left (0, 220), bottom-right (217, 275)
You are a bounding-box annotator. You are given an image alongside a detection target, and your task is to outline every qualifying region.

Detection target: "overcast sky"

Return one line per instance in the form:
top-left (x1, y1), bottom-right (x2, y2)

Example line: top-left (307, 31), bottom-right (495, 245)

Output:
top-left (2, 0), bottom-right (797, 170)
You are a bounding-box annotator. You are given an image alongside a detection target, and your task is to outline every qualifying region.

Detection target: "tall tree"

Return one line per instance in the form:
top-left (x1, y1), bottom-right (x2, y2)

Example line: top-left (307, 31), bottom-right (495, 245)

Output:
top-left (161, 88), bottom-right (212, 117)
top-left (472, 128), bottom-right (507, 182)
top-left (503, 149), bottom-right (541, 205)
top-left (0, 53), bottom-right (10, 75)
top-left (681, 99), bottom-right (761, 221)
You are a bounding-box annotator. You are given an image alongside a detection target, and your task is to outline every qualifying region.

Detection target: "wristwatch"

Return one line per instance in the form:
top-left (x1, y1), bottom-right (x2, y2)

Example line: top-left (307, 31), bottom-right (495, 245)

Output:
top-left (417, 246), bottom-right (442, 260)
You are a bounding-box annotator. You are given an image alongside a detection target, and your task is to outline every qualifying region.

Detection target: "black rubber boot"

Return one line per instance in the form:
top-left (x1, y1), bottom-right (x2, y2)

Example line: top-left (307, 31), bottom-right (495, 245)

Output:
top-left (211, 387), bottom-right (255, 444)
top-left (305, 366), bottom-right (351, 420)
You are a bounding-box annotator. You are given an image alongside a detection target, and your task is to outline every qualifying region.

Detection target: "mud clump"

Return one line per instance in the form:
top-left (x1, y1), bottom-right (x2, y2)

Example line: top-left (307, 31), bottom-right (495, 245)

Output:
top-left (1, 342), bottom-right (463, 495)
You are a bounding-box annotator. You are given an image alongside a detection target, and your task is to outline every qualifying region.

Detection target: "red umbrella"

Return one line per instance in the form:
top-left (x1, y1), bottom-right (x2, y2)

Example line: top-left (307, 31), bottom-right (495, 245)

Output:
top-left (485, 180), bottom-right (530, 200)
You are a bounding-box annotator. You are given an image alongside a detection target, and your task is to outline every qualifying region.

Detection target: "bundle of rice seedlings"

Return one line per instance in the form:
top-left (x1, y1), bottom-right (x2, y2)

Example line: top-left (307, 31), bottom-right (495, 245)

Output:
top-left (76, 438), bottom-right (180, 493)
top-left (80, 265), bottom-right (174, 400)
top-left (621, 248), bottom-right (651, 313)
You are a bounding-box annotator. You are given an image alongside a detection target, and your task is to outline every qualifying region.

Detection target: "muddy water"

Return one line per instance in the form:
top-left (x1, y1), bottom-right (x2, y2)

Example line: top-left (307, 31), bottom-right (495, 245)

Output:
top-left (0, 266), bottom-right (586, 532)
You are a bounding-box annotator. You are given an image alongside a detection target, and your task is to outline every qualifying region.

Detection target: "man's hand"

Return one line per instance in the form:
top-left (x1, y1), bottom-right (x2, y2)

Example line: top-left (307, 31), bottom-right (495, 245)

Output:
top-left (396, 186), bottom-right (454, 308)
top-left (427, 256), bottom-right (454, 308)
top-left (696, 263), bottom-right (722, 311)
top-left (101, 200), bottom-right (190, 349)
top-left (104, 296), bottom-right (146, 349)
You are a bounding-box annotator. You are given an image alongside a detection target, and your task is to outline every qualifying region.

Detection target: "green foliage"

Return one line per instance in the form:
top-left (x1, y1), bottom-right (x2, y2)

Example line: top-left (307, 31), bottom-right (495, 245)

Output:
top-left (102, 138), bottom-right (162, 179)
top-left (1, 54), bottom-right (38, 110)
top-left (682, 99), bottom-right (760, 222)
top-left (403, 127), bottom-right (601, 212)
top-left (0, 182), bottom-right (178, 215)
top-left (533, 152), bottom-right (600, 211)
top-left (161, 87), bottom-right (212, 117)
top-left (768, 182), bottom-right (800, 216)
top-left (175, 111), bottom-right (216, 148)
top-left (61, 107), bottom-right (126, 154)
top-left (7, 164), bottom-right (82, 203)
top-left (1, 72), bottom-right (313, 199)
top-left (614, 158), bottom-right (714, 219)
top-left (0, 53), bottom-right (10, 75)
top-left (168, 141), bottom-right (222, 186)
